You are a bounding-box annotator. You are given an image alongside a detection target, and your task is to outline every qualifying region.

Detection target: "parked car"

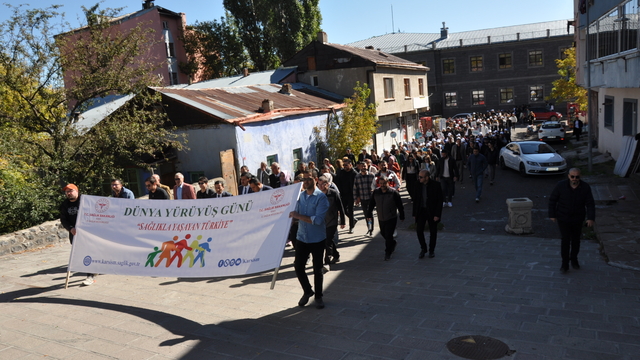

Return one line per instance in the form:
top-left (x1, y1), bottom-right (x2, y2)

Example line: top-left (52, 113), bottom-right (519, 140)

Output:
top-left (529, 107), bottom-right (563, 122)
top-left (499, 141), bottom-right (567, 176)
top-left (538, 121), bottom-right (566, 142)
top-left (451, 113), bottom-right (473, 120)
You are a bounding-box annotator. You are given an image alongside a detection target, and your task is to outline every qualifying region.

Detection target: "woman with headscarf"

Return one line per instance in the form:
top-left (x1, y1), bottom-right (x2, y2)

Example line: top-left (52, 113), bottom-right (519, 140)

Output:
top-left (279, 170), bottom-right (292, 187)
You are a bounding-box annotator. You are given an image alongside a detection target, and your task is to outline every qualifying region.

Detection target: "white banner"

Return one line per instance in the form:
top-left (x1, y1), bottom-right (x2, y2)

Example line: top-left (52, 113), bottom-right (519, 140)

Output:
top-left (69, 184), bottom-right (302, 277)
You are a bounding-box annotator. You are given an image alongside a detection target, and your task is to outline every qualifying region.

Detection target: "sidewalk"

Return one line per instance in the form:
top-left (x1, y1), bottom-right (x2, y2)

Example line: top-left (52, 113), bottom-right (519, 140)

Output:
top-left (2, 203), bottom-right (640, 359)
top-left (515, 124), bottom-right (640, 271)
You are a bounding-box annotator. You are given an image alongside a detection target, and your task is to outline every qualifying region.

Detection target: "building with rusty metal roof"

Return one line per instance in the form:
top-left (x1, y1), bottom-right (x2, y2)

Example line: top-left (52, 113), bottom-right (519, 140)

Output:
top-left (151, 69), bottom-right (346, 190)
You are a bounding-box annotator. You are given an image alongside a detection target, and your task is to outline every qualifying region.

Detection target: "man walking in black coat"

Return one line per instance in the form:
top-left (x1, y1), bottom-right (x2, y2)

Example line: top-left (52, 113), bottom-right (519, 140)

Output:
top-left (435, 149), bottom-right (458, 207)
top-left (335, 159), bottom-right (358, 233)
top-left (413, 170), bottom-right (444, 258)
top-left (549, 168), bottom-right (595, 273)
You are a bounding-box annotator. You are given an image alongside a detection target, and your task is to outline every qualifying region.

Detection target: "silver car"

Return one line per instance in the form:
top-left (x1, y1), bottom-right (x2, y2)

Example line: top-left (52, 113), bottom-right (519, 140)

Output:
top-left (499, 141), bottom-right (567, 176)
top-left (537, 121), bottom-right (566, 142)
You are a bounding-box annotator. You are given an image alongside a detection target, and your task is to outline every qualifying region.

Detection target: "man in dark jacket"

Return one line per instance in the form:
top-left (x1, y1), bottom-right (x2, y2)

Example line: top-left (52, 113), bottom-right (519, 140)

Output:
top-left (367, 175), bottom-right (405, 261)
top-left (467, 147), bottom-right (488, 202)
top-left (334, 159), bottom-right (358, 233)
top-left (549, 168), bottom-right (595, 273)
top-left (436, 149), bottom-right (459, 207)
top-left (60, 183), bottom-right (96, 286)
top-left (318, 175), bottom-right (345, 266)
top-left (413, 170), bottom-right (444, 259)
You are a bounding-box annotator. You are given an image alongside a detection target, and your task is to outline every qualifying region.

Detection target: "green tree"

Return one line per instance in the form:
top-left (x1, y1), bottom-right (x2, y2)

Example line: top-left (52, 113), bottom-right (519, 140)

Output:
top-left (0, 4), bottom-right (183, 234)
top-left (326, 82), bottom-right (378, 160)
top-left (548, 47), bottom-right (587, 111)
top-left (222, 0), bottom-right (321, 71)
top-left (181, 14), bottom-right (249, 81)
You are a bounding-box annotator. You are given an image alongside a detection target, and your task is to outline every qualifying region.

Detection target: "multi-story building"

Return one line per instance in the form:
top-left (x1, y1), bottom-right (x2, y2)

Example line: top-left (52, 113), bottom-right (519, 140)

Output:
top-left (575, 0), bottom-right (639, 168)
top-left (59, 0), bottom-right (190, 89)
top-left (349, 20), bottom-right (574, 118)
top-left (283, 32), bottom-right (429, 151)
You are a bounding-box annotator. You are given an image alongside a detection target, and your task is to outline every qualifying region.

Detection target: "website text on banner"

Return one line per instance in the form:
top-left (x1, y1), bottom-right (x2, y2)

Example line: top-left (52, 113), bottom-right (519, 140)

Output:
top-left (68, 184), bottom-right (302, 277)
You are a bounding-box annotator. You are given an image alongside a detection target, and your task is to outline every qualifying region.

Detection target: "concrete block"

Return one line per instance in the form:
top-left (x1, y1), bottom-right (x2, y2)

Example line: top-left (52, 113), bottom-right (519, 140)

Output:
top-left (505, 197), bottom-right (534, 234)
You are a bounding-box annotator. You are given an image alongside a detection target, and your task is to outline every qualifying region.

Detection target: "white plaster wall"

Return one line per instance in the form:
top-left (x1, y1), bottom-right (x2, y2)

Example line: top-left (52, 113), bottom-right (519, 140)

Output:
top-left (235, 112), bottom-right (330, 175)
top-left (596, 87), bottom-right (640, 160)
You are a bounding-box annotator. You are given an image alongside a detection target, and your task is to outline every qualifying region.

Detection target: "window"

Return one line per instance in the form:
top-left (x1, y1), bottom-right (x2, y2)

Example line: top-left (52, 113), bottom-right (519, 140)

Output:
top-left (500, 88), bottom-right (514, 104)
top-left (418, 78), bottom-right (424, 96)
top-left (162, 21), bottom-right (169, 29)
top-left (442, 59), bottom-right (455, 74)
top-left (383, 78), bottom-right (394, 100)
top-left (559, 46), bottom-right (570, 60)
top-left (167, 42), bottom-right (176, 58)
top-left (529, 85), bottom-right (544, 102)
top-left (470, 56), bottom-right (483, 72)
top-left (310, 75), bottom-right (318, 86)
top-left (498, 53), bottom-right (512, 69)
top-left (604, 96), bottom-right (614, 130)
top-left (444, 92), bottom-right (457, 107)
top-left (189, 172), bottom-right (205, 184)
top-left (307, 56), bottom-right (316, 71)
top-left (403, 79), bottom-right (411, 98)
top-left (171, 72), bottom-right (179, 85)
top-left (623, 99), bottom-right (637, 136)
top-left (292, 148), bottom-right (302, 172)
top-left (471, 90), bottom-right (485, 105)
top-left (267, 155), bottom-right (278, 167)
top-left (528, 50), bottom-right (543, 67)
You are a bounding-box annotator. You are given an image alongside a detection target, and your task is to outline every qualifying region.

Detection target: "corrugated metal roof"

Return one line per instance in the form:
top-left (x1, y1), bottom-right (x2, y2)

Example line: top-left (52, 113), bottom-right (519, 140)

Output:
top-left (155, 83), bottom-right (344, 124)
top-left (321, 42), bottom-right (428, 69)
top-left (74, 94), bottom-right (135, 133)
top-left (348, 20), bottom-right (574, 53)
top-left (182, 68), bottom-right (297, 89)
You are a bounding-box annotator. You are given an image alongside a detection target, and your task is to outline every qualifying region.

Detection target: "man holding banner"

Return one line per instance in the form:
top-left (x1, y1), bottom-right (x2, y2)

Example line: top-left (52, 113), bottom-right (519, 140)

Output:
top-left (60, 184), bottom-right (97, 286)
top-left (289, 175), bottom-right (330, 309)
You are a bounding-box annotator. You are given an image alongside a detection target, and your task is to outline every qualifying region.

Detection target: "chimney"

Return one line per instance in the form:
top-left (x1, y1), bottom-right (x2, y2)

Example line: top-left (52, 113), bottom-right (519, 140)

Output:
top-left (440, 22), bottom-right (448, 39)
top-left (262, 99), bottom-right (274, 112)
top-left (279, 83), bottom-right (293, 95)
top-left (142, 0), bottom-right (155, 9)
top-left (317, 31), bottom-right (327, 43)
top-left (365, 46), bottom-right (374, 50)
top-left (243, 68), bottom-right (249, 77)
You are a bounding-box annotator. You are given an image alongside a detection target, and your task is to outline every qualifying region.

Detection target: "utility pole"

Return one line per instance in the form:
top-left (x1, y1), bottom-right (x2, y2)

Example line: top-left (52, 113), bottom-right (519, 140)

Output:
top-left (586, 0), bottom-right (593, 172)
top-left (391, 5), bottom-right (395, 34)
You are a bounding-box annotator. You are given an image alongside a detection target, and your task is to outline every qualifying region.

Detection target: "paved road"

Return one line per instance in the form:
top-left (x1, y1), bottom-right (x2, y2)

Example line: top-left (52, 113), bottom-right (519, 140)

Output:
top-left (2, 201), bottom-right (640, 359)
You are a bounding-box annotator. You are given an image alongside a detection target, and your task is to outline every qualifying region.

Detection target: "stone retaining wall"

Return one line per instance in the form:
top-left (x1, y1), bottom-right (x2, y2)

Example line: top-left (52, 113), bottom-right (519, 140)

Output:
top-left (0, 220), bottom-right (69, 256)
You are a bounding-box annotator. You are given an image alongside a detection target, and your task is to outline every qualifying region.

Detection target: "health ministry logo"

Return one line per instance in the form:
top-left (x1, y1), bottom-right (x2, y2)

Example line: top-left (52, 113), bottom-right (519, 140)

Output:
top-left (270, 189), bottom-right (285, 205)
top-left (95, 198), bottom-right (110, 213)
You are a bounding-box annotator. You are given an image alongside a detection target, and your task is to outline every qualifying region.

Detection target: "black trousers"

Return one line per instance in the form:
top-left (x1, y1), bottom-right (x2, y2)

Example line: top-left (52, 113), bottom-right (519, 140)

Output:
top-left (441, 176), bottom-right (454, 202)
top-left (405, 173), bottom-right (418, 201)
top-left (344, 199), bottom-right (356, 229)
top-left (324, 225), bottom-right (339, 263)
top-left (379, 217), bottom-right (398, 256)
top-left (557, 220), bottom-right (582, 266)
top-left (416, 211), bottom-right (439, 253)
top-left (294, 240), bottom-right (325, 298)
top-left (361, 199), bottom-right (374, 232)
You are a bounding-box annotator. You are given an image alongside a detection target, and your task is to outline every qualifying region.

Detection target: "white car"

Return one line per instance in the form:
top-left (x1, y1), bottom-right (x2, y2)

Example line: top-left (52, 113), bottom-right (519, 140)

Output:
top-left (538, 121), bottom-right (566, 142)
top-left (499, 141), bottom-right (567, 176)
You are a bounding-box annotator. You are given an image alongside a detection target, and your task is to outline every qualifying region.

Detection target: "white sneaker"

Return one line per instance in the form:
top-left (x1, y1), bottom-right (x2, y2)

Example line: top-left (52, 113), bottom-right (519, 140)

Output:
top-left (447, 202), bottom-right (453, 207)
top-left (442, 202), bottom-right (447, 207)
top-left (393, 229), bottom-right (398, 238)
top-left (82, 275), bottom-right (95, 286)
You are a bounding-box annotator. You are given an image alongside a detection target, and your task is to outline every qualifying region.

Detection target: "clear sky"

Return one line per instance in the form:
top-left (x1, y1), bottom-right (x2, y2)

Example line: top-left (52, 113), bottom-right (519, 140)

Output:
top-left (1, 0), bottom-right (575, 45)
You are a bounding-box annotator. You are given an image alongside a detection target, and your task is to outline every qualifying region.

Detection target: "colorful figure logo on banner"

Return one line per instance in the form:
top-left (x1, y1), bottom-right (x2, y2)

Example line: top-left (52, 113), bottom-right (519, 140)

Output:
top-left (145, 234), bottom-right (213, 268)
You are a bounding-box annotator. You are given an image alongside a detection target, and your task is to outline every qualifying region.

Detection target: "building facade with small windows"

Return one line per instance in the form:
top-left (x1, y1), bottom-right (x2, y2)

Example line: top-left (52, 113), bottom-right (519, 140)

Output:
top-left (349, 21), bottom-right (574, 117)
top-left (58, 1), bottom-right (190, 89)
top-left (575, 0), bottom-right (640, 168)
top-left (283, 32), bottom-right (429, 151)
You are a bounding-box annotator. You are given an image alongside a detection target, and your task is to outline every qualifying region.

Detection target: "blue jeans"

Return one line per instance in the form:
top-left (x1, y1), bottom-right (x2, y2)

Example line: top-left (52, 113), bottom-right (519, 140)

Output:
top-left (472, 174), bottom-right (484, 198)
